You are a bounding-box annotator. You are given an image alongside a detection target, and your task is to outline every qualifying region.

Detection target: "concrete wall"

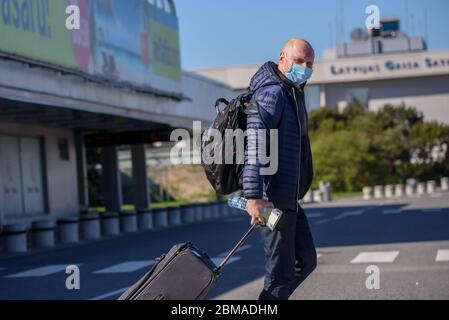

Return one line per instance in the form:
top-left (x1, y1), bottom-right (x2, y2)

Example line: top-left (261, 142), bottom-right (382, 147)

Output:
top-left (176, 71), bottom-right (235, 127)
top-left (0, 121), bottom-right (79, 225)
top-left (323, 75), bottom-right (449, 124)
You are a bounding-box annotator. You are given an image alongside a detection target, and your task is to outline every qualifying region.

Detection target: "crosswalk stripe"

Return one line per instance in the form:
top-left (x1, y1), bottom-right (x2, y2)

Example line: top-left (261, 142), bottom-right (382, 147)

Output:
top-left (350, 251), bottom-right (399, 264)
top-left (4, 265), bottom-right (75, 278)
top-left (382, 209), bottom-right (402, 215)
top-left (334, 210), bottom-right (364, 220)
top-left (211, 256), bottom-right (241, 267)
top-left (436, 250), bottom-right (449, 262)
top-left (93, 261), bottom-right (155, 274)
top-left (307, 213), bottom-right (325, 218)
top-left (314, 219), bottom-right (330, 225)
top-left (218, 245), bottom-right (252, 257)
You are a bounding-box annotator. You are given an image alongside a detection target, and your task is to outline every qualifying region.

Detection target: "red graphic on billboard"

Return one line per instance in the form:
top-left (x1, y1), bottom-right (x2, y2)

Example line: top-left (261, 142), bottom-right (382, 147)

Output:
top-left (70, 0), bottom-right (91, 72)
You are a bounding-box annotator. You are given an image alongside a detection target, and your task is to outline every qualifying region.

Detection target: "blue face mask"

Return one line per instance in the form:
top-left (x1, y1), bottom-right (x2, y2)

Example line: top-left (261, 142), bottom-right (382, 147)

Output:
top-left (286, 64), bottom-right (313, 85)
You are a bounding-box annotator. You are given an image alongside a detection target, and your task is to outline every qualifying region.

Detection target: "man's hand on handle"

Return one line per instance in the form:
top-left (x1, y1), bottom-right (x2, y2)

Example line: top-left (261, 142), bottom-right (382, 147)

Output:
top-left (246, 199), bottom-right (274, 226)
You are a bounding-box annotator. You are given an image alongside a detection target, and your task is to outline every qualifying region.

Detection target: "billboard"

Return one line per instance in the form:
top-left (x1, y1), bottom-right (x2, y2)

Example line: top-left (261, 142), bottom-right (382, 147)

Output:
top-left (0, 0), bottom-right (181, 96)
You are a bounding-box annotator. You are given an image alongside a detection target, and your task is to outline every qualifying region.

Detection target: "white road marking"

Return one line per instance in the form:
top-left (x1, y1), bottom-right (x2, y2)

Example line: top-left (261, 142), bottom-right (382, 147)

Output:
top-left (4, 265), bottom-right (80, 278)
top-left (334, 210), bottom-right (364, 220)
top-left (381, 209), bottom-right (402, 215)
top-left (421, 208), bottom-right (442, 213)
top-left (350, 251), bottom-right (399, 264)
top-left (211, 256), bottom-right (241, 267)
top-left (218, 245), bottom-right (252, 257)
top-left (314, 219), bottom-right (330, 225)
top-left (436, 250), bottom-right (449, 262)
top-left (90, 287), bottom-right (130, 300)
top-left (317, 254), bottom-right (323, 259)
top-left (93, 260), bottom-right (155, 274)
top-left (307, 213), bottom-right (325, 218)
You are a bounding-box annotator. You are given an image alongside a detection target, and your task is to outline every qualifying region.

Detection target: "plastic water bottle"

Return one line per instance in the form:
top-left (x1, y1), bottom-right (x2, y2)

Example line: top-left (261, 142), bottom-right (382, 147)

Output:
top-left (227, 195), bottom-right (283, 230)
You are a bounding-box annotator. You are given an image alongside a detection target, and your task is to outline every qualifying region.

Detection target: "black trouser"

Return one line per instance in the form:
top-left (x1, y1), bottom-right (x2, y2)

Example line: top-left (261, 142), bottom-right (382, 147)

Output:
top-left (258, 205), bottom-right (317, 300)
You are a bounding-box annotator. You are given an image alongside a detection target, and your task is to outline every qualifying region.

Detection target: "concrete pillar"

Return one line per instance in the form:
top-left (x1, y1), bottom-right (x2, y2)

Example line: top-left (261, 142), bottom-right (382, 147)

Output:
top-left (57, 217), bottom-right (79, 244)
top-left (167, 206), bottom-right (181, 226)
top-left (153, 208), bottom-right (168, 228)
top-left (3, 224), bottom-right (28, 253)
top-left (384, 185), bottom-right (394, 198)
top-left (120, 211), bottom-right (138, 233)
top-left (406, 179), bottom-right (417, 196)
top-left (313, 191), bottom-right (323, 203)
top-left (75, 130), bottom-right (89, 210)
top-left (374, 186), bottom-right (384, 199)
top-left (363, 187), bottom-right (373, 200)
top-left (101, 212), bottom-right (120, 236)
top-left (31, 220), bottom-right (55, 248)
top-left (181, 204), bottom-right (195, 224)
top-left (416, 182), bottom-right (426, 195)
top-left (137, 209), bottom-right (153, 231)
top-left (203, 203), bottom-right (213, 220)
top-left (394, 184), bottom-right (405, 198)
top-left (221, 201), bottom-right (230, 218)
top-left (101, 146), bottom-right (122, 213)
top-left (302, 189), bottom-right (313, 203)
top-left (80, 211), bottom-right (101, 240)
top-left (441, 177), bottom-right (449, 192)
top-left (131, 145), bottom-right (151, 210)
top-left (194, 203), bottom-right (203, 222)
top-left (426, 180), bottom-right (436, 194)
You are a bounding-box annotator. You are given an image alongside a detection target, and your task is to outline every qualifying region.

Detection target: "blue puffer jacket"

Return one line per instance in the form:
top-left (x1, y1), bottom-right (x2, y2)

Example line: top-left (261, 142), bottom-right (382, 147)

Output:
top-left (243, 61), bottom-right (314, 212)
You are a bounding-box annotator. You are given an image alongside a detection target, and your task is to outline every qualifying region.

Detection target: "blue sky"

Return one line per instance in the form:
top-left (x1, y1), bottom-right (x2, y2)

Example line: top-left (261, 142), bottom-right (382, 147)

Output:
top-left (175, 0), bottom-right (449, 70)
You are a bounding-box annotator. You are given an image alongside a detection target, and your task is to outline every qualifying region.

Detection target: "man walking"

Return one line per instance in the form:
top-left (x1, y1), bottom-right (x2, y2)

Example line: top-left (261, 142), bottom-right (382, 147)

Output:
top-left (244, 38), bottom-right (317, 300)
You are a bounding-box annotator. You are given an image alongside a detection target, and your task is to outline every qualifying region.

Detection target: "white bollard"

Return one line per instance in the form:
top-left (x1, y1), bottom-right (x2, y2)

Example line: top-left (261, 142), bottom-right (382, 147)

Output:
top-left (363, 187), bottom-right (373, 200)
top-left (181, 204), bottom-right (196, 224)
top-left (426, 181), bottom-right (436, 194)
top-left (441, 177), bottom-right (449, 192)
top-left (31, 220), bottom-right (55, 248)
top-left (374, 186), bottom-right (384, 199)
top-left (167, 207), bottom-right (182, 226)
top-left (153, 208), bottom-right (168, 228)
top-left (194, 204), bottom-right (203, 222)
top-left (3, 224), bottom-right (28, 253)
top-left (406, 184), bottom-right (415, 196)
top-left (384, 185), bottom-right (394, 198)
top-left (313, 190), bottom-right (323, 203)
top-left (303, 189), bottom-right (313, 203)
top-left (394, 184), bottom-right (405, 198)
top-left (137, 209), bottom-right (153, 231)
top-left (120, 211), bottom-right (138, 233)
top-left (203, 203), bottom-right (213, 220)
top-left (58, 217), bottom-right (79, 244)
top-left (80, 211), bottom-right (101, 240)
top-left (416, 182), bottom-right (426, 195)
top-left (101, 212), bottom-right (120, 236)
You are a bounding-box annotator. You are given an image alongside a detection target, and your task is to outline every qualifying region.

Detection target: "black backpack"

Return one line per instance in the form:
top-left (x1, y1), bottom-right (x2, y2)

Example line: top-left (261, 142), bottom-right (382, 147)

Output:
top-left (200, 91), bottom-right (257, 195)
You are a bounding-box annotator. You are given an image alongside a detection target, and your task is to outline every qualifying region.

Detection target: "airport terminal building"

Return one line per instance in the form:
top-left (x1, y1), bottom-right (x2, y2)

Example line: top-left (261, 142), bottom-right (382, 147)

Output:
top-left (0, 0), bottom-right (232, 230)
top-left (196, 18), bottom-right (449, 124)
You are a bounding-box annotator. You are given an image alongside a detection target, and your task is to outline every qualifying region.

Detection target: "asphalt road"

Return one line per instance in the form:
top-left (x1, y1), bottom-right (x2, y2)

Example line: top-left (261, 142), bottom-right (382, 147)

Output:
top-left (0, 192), bottom-right (448, 300)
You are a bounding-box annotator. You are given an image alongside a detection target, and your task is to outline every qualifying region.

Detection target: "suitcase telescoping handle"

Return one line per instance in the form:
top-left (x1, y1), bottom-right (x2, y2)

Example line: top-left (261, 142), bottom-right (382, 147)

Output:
top-left (214, 223), bottom-right (258, 274)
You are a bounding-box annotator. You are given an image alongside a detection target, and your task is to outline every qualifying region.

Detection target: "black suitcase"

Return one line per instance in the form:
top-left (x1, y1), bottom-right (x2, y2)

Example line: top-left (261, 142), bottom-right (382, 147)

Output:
top-left (118, 224), bottom-right (256, 300)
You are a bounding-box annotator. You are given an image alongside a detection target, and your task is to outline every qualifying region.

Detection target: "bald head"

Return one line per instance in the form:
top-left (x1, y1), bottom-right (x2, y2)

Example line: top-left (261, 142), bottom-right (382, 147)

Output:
top-left (279, 38), bottom-right (315, 74)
